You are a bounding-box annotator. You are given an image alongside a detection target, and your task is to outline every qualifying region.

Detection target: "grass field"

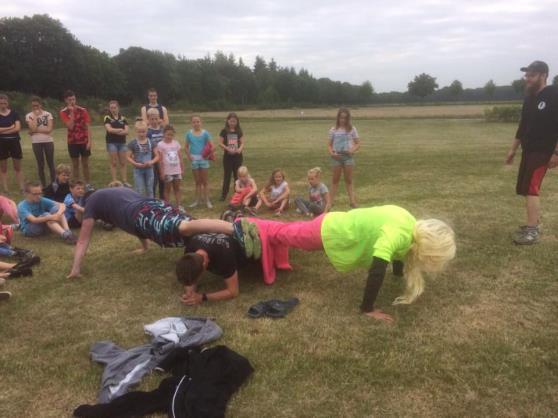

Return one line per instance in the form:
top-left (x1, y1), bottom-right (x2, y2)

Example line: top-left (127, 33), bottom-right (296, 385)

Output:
top-left (1, 111), bottom-right (557, 417)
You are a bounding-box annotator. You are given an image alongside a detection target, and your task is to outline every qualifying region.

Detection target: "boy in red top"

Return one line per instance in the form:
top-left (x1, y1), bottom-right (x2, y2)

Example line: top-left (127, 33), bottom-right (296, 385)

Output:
top-left (59, 90), bottom-right (92, 188)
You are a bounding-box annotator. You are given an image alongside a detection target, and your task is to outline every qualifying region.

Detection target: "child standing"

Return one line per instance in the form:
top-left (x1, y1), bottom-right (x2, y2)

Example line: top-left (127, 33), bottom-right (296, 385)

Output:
top-left (64, 180), bottom-right (86, 228)
top-left (17, 181), bottom-right (77, 244)
top-left (229, 166), bottom-right (258, 210)
top-left (59, 90), bottom-right (92, 188)
top-left (295, 167), bottom-right (331, 217)
top-left (146, 108), bottom-right (165, 199)
top-left (328, 107), bottom-right (360, 208)
top-left (127, 121), bottom-right (159, 198)
top-left (185, 115), bottom-right (213, 208)
top-left (25, 96), bottom-right (55, 187)
top-left (156, 125), bottom-right (183, 208)
top-left (103, 100), bottom-right (129, 186)
top-left (43, 164), bottom-right (71, 203)
top-left (218, 112), bottom-right (244, 201)
top-left (256, 169), bottom-right (290, 216)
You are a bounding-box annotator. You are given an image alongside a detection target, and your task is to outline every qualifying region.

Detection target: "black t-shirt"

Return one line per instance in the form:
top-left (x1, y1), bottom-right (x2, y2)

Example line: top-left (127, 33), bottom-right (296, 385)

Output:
top-left (0, 110), bottom-right (21, 141)
top-left (184, 233), bottom-right (246, 279)
top-left (516, 85), bottom-right (558, 154)
top-left (43, 180), bottom-right (70, 203)
top-left (83, 188), bottom-right (151, 234)
top-left (104, 114), bottom-right (128, 144)
top-left (220, 129), bottom-right (242, 155)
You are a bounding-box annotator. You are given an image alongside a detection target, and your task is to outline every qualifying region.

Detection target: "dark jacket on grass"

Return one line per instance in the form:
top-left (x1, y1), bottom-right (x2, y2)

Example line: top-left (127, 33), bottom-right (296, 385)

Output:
top-left (73, 345), bottom-right (254, 418)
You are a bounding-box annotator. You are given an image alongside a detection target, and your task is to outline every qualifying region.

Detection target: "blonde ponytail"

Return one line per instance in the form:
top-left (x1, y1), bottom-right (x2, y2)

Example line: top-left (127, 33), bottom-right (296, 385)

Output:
top-left (393, 219), bottom-right (456, 305)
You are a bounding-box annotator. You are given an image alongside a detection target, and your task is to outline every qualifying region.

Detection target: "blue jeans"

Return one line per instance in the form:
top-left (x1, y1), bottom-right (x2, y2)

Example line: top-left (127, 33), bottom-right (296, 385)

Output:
top-left (0, 243), bottom-right (15, 257)
top-left (134, 168), bottom-right (154, 198)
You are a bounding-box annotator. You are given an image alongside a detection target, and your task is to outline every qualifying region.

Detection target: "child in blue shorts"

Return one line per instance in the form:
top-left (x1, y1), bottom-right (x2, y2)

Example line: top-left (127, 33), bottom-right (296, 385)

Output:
top-left (185, 115), bottom-right (213, 208)
top-left (18, 181), bottom-right (77, 244)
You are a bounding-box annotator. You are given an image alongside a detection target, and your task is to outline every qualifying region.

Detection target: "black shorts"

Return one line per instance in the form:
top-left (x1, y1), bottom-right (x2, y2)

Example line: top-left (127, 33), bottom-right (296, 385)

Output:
top-left (68, 143), bottom-right (91, 159)
top-left (516, 151), bottom-right (550, 196)
top-left (0, 140), bottom-right (22, 160)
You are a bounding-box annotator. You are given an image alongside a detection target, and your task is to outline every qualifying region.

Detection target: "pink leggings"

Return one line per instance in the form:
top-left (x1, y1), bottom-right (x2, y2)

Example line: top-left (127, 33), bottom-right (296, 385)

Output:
top-left (250, 215), bottom-right (326, 284)
top-left (264, 214), bottom-right (325, 250)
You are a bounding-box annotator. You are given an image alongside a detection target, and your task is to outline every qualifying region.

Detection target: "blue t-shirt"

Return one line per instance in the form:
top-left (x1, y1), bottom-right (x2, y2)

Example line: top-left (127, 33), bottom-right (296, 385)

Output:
top-left (147, 127), bottom-right (164, 148)
top-left (185, 129), bottom-right (211, 158)
top-left (17, 197), bottom-right (58, 233)
top-left (64, 193), bottom-right (84, 220)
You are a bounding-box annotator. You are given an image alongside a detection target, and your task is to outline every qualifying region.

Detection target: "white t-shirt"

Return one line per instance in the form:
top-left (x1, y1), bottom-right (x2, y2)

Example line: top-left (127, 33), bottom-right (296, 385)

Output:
top-left (270, 181), bottom-right (288, 200)
top-left (25, 110), bottom-right (54, 143)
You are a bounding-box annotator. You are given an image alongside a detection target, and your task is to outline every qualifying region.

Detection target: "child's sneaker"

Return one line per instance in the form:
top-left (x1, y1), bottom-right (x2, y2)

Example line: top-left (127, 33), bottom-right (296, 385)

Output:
top-left (206, 200), bottom-right (213, 209)
top-left (62, 231), bottom-right (78, 245)
top-left (513, 227), bottom-right (539, 245)
top-left (189, 201), bottom-right (199, 208)
top-left (123, 182), bottom-right (133, 188)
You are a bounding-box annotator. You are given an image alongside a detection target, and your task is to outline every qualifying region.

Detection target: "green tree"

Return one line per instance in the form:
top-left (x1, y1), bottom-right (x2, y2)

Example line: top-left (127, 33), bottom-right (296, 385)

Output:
top-left (511, 79), bottom-right (525, 95)
top-left (448, 80), bottom-right (463, 97)
top-left (358, 81), bottom-right (374, 103)
top-left (484, 80), bottom-right (496, 98)
top-left (408, 73), bottom-right (438, 98)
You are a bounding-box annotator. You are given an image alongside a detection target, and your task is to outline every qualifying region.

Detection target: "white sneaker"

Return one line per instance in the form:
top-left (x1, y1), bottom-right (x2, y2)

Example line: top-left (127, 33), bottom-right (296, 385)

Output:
top-left (206, 200), bottom-right (213, 209)
top-left (189, 201), bottom-right (199, 208)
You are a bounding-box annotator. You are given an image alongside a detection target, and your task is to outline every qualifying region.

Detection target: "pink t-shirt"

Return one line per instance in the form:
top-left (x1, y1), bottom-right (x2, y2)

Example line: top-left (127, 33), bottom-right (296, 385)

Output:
top-left (25, 110), bottom-right (54, 143)
top-left (156, 140), bottom-right (182, 176)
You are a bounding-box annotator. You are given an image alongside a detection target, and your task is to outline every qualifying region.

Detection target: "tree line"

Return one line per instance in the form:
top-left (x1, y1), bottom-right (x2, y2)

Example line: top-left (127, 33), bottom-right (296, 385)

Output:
top-left (1, 14), bottom-right (556, 109)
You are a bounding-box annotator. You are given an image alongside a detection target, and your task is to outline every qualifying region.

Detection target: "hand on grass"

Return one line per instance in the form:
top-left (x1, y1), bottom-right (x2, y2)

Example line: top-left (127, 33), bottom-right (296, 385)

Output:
top-left (364, 309), bottom-right (394, 323)
top-left (548, 154), bottom-right (558, 169)
top-left (181, 291), bottom-right (203, 305)
top-left (67, 270), bottom-right (82, 279)
top-left (505, 150), bottom-right (515, 165)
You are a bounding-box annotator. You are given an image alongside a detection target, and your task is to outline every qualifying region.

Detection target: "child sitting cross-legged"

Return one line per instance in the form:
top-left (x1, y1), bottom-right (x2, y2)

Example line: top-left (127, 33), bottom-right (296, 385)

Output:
top-left (17, 181), bottom-right (78, 244)
top-left (64, 180), bottom-right (86, 228)
top-left (229, 166), bottom-right (258, 212)
top-left (255, 169), bottom-right (290, 216)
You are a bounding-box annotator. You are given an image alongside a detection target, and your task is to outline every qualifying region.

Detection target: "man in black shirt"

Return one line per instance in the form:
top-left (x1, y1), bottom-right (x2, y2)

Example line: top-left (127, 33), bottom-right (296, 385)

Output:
top-left (506, 60), bottom-right (558, 245)
top-left (177, 233), bottom-right (247, 304)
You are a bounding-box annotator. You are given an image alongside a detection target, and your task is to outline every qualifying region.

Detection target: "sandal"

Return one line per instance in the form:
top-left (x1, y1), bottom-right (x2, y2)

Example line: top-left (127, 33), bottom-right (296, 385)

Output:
top-left (247, 301), bottom-right (269, 318)
top-left (265, 298), bottom-right (300, 318)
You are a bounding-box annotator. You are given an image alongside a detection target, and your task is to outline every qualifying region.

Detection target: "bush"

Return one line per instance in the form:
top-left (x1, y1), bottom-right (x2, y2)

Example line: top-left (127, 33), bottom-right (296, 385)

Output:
top-left (484, 105), bottom-right (521, 122)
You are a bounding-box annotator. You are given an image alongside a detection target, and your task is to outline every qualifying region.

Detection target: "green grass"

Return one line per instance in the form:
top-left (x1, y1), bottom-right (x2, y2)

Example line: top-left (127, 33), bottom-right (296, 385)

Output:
top-left (1, 116), bottom-right (558, 417)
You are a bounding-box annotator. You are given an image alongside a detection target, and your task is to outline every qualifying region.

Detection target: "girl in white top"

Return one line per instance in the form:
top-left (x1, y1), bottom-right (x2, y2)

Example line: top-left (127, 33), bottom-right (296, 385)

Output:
top-left (256, 169), bottom-right (290, 216)
top-left (328, 107), bottom-right (360, 208)
top-left (25, 96), bottom-right (55, 186)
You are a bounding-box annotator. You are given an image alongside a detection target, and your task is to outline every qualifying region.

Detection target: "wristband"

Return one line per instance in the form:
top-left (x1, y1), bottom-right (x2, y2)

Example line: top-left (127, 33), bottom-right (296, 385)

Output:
top-left (202, 293), bottom-right (208, 303)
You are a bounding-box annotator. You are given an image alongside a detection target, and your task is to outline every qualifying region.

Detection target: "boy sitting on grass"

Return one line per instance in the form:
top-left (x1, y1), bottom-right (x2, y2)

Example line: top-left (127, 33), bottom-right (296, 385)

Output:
top-left (64, 180), bottom-right (86, 228)
top-left (43, 163), bottom-right (71, 203)
top-left (17, 181), bottom-right (77, 244)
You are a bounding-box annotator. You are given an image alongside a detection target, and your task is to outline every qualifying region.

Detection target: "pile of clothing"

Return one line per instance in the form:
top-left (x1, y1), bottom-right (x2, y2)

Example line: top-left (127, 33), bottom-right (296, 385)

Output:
top-left (74, 316), bottom-right (253, 418)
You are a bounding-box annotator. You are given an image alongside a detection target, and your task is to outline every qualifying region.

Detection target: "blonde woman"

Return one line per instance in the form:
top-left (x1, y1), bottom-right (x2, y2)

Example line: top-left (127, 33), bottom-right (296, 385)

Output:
top-left (245, 205), bottom-right (456, 322)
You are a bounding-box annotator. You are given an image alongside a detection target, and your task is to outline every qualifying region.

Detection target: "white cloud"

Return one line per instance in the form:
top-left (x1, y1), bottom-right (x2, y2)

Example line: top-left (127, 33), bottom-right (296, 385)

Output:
top-left (1, 0), bottom-right (557, 91)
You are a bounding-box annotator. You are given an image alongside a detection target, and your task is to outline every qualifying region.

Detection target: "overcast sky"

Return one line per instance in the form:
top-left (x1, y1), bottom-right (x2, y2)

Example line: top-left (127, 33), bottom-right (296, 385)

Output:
top-left (3, 0), bottom-right (557, 92)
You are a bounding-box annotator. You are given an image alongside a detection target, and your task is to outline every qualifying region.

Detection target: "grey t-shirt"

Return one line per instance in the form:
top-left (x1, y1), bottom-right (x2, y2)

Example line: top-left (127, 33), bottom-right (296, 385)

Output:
top-left (83, 188), bottom-right (151, 234)
top-left (309, 182), bottom-right (328, 206)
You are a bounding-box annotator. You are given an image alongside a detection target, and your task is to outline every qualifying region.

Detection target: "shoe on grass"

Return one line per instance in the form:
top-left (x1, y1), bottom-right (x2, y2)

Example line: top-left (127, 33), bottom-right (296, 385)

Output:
top-left (0, 291), bottom-right (11, 301)
top-left (206, 200), bottom-right (213, 209)
top-left (189, 200), bottom-right (199, 208)
top-left (513, 227), bottom-right (539, 245)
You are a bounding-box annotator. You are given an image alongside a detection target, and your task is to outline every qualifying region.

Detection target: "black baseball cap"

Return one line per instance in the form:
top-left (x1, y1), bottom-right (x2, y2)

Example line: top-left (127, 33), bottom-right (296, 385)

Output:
top-left (520, 60), bottom-right (549, 74)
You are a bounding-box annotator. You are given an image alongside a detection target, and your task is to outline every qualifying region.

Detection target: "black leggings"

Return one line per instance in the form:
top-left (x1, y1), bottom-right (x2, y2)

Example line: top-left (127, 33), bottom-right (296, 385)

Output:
top-left (32, 142), bottom-right (55, 186)
top-left (221, 154), bottom-right (243, 199)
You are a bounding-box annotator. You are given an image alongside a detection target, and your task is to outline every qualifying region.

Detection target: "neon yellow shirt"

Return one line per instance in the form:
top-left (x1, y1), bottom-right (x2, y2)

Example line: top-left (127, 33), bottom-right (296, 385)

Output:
top-left (320, 205), bottom-right (416, 272)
